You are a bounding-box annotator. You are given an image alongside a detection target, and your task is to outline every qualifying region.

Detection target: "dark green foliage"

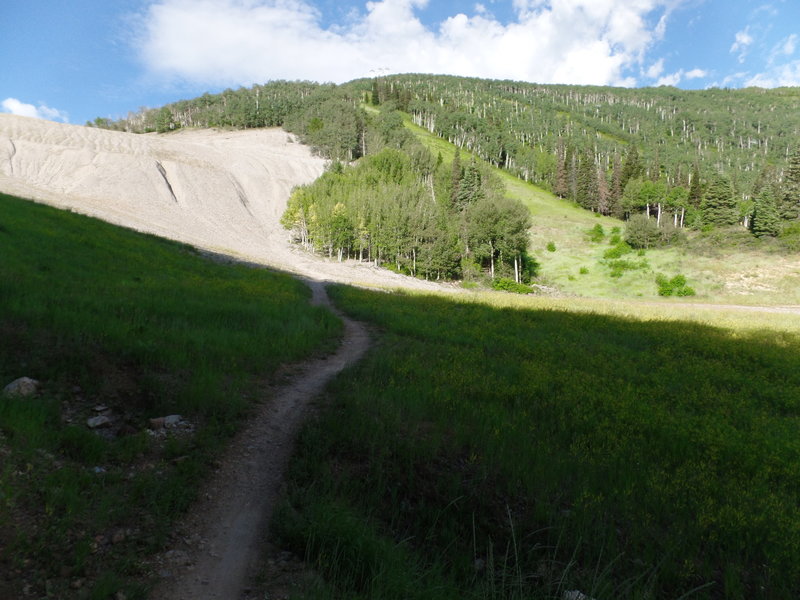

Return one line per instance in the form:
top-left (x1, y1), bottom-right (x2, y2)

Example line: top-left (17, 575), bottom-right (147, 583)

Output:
top-left (751, 188), bottom-right (781, 237)
top-left (625, 214), bottom-right (661, 249)
top-left (620, 145), bottom-right (643, 190)
top-left (282, 140), bottom-right (530, 281)
top-left (546, 241), bottom-right (556, 252)
top-left (606, 258), bottom-right (649, 278)
top-left (701, 175), bottom-right (739, 227)
top-left (0, 193), bottom-right (339, 597)
top-left (603, 241), bottom-right (633, 258)
top-left (576, 149), bottom-right (598, 210)
top-left (281, 285), bottom-right (800, 599)
top-left (587, 223), bottom-right (605, 242)
top-left (689, 163), bottom-right (703, 208)
top-left (491, 277), bottom-right (533, 293)
top-left (656, 273), bottom-right (696, 296)
top-left (779, 148), bottom-right (800, 221)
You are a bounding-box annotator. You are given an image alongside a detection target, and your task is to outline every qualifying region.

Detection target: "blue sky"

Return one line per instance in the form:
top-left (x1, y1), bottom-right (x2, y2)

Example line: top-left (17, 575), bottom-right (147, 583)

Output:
top-left (2, 0), bottom-right (799, 126)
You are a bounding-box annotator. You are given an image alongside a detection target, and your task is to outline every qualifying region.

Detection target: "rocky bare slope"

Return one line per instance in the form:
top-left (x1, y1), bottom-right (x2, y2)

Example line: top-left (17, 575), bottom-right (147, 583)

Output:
top-left (0, 114), bottom-right (444, 291)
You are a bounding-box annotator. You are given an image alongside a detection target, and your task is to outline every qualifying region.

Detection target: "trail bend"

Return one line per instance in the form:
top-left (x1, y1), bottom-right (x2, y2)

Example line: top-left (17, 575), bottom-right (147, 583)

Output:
top-left (148, 280), bottom-right (370, 600)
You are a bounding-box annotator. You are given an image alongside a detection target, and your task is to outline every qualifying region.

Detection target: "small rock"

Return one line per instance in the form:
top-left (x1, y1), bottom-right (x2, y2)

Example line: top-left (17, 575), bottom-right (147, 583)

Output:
top-left (149, 417), bottom-right (165, 430)
top-left (112, 529), bottom-right (126, 544)
top-left (93, 466), bottom-right (106, 474)
top-left (3, 377), bottom-right (40, 398)
top-left (93, 404), bottom-right (108, 412)
top-left (87, 415), bottom-right (112, 429)
top-left (70, 579), bottom-right (85, 590)
top-left (563, 591), bottom-right (596, 600)
top-left (163, 414), bottom-right (183, 428)
top-left (115, 592), bottom-right (128, 600)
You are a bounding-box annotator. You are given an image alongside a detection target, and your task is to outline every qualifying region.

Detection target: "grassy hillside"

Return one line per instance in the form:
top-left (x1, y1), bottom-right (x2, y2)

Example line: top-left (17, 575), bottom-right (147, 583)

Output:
top-left (0, 193), bottom-right (340, 599)
top-left (406, 118), bottom-right (800, 304)
top-left (274, 285), bottom-right (800, 600)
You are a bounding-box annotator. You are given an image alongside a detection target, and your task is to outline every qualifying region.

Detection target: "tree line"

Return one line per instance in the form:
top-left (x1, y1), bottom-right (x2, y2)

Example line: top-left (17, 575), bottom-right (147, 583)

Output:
top-left (281, 109), bottom-right (534, 282)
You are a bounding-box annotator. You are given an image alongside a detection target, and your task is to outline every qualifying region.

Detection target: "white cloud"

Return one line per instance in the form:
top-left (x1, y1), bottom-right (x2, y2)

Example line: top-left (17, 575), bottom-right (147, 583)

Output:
top-left (779, 34), bottom-right (797, 57)
top-left (646, 58), bottom-right (665, 78)
top-left (1, 98), bottom-right (69, 122)
top-left (134, 0), bottom-right (684, 88)
top-left (650, 65), bottom-right (707, 87)
top-left (656, 70), bottom-right (682, 86)
top-left (745, 60), bottom-right (800, 87)
top-left (730, 26), bottom-right (754, 63)
top-left (685, 68), bottom-right (707, 79)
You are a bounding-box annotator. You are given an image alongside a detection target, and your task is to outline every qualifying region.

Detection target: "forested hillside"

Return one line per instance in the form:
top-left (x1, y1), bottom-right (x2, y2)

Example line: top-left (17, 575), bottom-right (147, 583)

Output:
top-left (94, 75), bottom-right (800, 289)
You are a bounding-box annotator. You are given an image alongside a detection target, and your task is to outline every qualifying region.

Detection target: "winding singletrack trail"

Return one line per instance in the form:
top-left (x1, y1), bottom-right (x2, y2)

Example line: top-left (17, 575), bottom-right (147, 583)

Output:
top-left (149, 280), bottom-right (370, 600)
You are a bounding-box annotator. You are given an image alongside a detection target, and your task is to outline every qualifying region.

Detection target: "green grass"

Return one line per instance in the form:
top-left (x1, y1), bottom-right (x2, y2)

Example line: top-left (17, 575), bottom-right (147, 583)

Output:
top-left (404, 119), bottom-right (800, 305)
top-left (275, 285), bottom-right (800, 599)
top-left (0, 193), bottom-right (341, 598)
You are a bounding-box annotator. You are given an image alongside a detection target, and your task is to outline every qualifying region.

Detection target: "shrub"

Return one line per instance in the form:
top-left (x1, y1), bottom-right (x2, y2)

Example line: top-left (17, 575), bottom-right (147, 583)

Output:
top-left (587, 224), bottom-right (605, 243)
top-left (625, 214), bottom-right (661, 249)
top-left (492, 277), bottom-right (534, 294)
top-left (546, 241), bottom-right (556, 252)
top-left (603, 242), bottom-right (633, 259)
top-left (608, 259), bottom-right (649, 278)
top-left (579, 266), bottom-right (589, 275)
top-left (656, 273), bottom-right (696, 296)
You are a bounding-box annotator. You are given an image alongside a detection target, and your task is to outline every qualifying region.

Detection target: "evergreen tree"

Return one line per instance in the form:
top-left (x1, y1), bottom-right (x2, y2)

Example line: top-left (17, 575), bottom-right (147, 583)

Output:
top-left (689, 163), bottom-right (703, 209)
top-left (779, 148), bottom-right (800, 220)
top-left (576, 149), bottom-right (597, 210)
top-left (450, 148), bottom-right (462, 208)
top-left (609, 153), bottom-right (623, 216)
top-left (596, 165), bottom-right (610, 215)
top-left (554, 137), bottom-right (568, 198)
top-left (701, 175), bottom-right (739, 227)
top-left (750, 189), bottom-right (781, 237)
top-left (620, 145), bottom-right (643, 191)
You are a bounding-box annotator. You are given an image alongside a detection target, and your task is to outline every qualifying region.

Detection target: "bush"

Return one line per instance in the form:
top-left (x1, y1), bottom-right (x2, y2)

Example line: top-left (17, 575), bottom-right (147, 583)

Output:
top-left (625, 214), bottom-right (661, 249)
top-left (492, 278), bottom-right (534, 294)
top-left (604, 242), bottom-right (633, 259)
top-left (546, 241), bottom-right (556, 252)
top-left (587, 224), bottom-right (605, 243)
top-left (579, 266), bottom-right (589, 275)
top-left (607, 259), bottom-right (649, 278)
top-left (656, 273), bottom-right (696, 296)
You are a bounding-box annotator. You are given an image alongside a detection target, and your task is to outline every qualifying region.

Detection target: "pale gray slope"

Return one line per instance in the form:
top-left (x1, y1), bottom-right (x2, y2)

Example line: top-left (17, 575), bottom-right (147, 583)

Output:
top-left (0, 114), bottom-right (443, 290)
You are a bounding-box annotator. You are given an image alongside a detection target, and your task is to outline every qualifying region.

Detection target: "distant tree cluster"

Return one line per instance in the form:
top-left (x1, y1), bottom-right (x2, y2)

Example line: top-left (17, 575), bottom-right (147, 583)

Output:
top-left (91, 75), bottom-right (800, 254)
top-left (281, 111), bottom-right (533, 282)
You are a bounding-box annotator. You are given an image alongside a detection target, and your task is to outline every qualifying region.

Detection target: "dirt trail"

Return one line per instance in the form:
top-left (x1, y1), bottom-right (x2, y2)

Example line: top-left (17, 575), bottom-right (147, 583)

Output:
top-left (149, 280), bottom-right (370, 600)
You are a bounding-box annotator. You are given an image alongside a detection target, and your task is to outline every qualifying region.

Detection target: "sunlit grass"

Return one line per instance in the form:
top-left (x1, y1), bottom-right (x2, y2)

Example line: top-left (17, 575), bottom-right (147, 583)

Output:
top-left (277, 284), bottom-right (800, 599)
top-left (404, 117), bottom-right (800, 305)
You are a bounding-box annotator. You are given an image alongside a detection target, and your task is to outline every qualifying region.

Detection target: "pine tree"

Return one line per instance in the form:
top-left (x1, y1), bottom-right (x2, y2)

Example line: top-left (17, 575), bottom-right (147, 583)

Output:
top-left (701, 175), bottom-right (738, 227)
top-left (620, 145), bottom-right (643, 191)
top-left (779, 148), bottom-right (800, 220)
top-left (689, 163), bottom-right (703, 209)
top-left (750, 188), bottom-right (781, 237)
top-left (609, 153), bottom-right (623, 216)
top-left (554, 137), bottom-right (568, 198)
top-left (576, 149), bottom-right (598, 210)
top-left (450, 148), bottom-right (462, 208)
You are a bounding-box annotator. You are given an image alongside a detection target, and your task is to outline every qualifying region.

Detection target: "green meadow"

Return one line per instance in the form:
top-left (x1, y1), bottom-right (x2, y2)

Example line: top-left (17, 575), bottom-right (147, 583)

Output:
top-left (0, 193), bottom-right (340, 598)
top-left (406, 119), bottom-right (800, 305)
top-left (276, 285), bottom-right (800, 599)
